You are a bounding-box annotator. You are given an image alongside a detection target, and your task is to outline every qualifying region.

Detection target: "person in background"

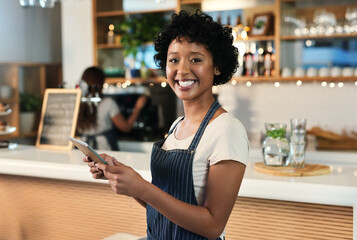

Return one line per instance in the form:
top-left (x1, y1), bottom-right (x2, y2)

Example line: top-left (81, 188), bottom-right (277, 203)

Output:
top-left (76, 66), bottom-right (147, 150)
top-left (84, 10), bottom-right (249, 239)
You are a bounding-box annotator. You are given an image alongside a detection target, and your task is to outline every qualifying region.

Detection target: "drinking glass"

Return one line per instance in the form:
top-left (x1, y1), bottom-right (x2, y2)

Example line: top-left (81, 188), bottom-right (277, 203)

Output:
top-left (290, 118), bottom-right (307, 168)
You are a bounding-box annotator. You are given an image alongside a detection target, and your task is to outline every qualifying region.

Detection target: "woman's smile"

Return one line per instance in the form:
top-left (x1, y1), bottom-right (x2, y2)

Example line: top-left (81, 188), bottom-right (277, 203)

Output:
top-left (176, 79), bottom-right (197, 89)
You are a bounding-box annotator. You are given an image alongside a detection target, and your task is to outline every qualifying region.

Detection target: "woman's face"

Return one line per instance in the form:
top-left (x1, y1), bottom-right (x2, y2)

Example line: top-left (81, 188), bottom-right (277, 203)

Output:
top-left (166, 37), bottom-right (217, 102)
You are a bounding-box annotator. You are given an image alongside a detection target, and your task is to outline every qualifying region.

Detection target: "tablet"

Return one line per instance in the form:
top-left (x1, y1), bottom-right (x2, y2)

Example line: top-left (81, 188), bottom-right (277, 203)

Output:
top-left (69, 136), bottom-right (109, 165)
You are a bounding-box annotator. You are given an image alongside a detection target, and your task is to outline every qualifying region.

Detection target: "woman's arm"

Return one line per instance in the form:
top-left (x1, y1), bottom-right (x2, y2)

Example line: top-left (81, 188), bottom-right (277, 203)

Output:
top-left (98, 159), bottom-right (245, 240)
top-left (111, 96), bottom-right (147, 133)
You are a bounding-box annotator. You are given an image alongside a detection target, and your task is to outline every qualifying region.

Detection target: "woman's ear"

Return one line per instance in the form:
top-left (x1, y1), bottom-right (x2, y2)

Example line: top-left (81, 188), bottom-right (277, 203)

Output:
top-left (214, 68), bottom-right (221, 76)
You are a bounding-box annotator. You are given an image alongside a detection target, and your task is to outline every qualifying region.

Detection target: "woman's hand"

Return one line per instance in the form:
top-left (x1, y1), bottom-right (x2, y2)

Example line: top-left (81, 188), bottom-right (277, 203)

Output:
top-left (96, 160), bottom-right (147, 198)
top-left (83, 153), bottom-right (116, 180)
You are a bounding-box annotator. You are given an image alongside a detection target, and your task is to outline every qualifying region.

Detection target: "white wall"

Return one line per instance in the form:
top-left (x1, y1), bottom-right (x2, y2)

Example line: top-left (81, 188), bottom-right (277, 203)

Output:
top-left (218, 82), bottom-right (357, 144)
top-left (61, 0), bottom-right (94, 88)
top-left (0, 0), bottom-right (61, 63)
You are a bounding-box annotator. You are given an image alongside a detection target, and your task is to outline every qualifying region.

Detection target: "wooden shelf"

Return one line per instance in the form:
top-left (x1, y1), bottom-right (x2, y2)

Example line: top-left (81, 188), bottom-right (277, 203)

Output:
top-left (97, 43), bottom-right (123, 49)
top-left (245, 35), bottom-right (275, 41)
top-left (279, 76), bottom-right (357, 82)
top-left (105, 76), bottom-right (167, 85)
top-left (181, 0), bottom-right (202, 4)
top-left (233, 76), bottom-right (357, 83)
top-left (96, 10), bottom-right (125, 17)
top-left (233, 76), bottom-right (277, 82)
top-left (281, 33), bottom-right (357, 40)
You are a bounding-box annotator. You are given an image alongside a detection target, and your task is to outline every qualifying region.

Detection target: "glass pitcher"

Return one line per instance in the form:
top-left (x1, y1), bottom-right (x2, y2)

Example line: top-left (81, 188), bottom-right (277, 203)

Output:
top-left (262, 123), bottom-right (290, 166)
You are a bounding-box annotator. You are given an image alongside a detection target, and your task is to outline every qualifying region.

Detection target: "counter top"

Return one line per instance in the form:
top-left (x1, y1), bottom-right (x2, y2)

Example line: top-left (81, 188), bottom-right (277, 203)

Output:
top-left (1, 145), bottom-right (356, 205)
top-left (1, 145), bottom-right (357, 238)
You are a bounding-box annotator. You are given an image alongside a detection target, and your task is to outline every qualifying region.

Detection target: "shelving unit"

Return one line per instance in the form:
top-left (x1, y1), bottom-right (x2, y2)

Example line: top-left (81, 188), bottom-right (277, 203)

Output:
top-left (0, 63), bottom-right (62, 140)
top-left (92, 0), bottom-right (357, 85)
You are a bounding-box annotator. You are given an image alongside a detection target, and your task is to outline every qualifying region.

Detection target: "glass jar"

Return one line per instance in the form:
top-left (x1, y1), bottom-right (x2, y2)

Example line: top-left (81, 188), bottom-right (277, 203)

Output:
top-left (262, 123), bottom-right (289, 166)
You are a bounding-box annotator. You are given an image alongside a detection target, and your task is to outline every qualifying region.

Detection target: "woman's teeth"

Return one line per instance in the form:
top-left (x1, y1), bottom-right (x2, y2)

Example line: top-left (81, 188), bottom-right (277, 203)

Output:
top-left (178, 80), bottom-right (195, 87)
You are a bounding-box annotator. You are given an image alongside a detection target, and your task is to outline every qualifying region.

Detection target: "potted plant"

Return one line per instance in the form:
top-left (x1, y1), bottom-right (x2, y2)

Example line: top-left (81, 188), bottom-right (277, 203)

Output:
top-left (117, 14), bottom-right (165, 78)
top-left (20, 93), bottom-right (42, 133)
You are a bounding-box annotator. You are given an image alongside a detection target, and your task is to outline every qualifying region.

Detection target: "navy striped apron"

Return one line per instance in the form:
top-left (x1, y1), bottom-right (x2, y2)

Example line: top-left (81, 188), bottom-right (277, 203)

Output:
top-left (146, 100), bottom-right (222, 240)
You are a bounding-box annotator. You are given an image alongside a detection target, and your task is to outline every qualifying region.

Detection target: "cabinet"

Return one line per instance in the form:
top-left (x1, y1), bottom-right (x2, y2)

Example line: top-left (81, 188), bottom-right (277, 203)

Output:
top-left (93, 0), bottom-right (357, 84)
top-left (278, 0), bottom-right (357, 83)
top-left (0, 63), bottom-right (62, 140)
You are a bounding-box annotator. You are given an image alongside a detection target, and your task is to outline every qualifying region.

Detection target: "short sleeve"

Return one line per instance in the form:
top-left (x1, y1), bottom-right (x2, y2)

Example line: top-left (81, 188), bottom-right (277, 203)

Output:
top-left (208, 116), bottom-right (249, 166)
top-left (100, 97), bottom-right (120, 118)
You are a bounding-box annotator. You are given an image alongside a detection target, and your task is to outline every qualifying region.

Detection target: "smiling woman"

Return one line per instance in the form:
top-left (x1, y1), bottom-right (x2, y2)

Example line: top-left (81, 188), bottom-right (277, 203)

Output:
top-left (83, 10), bottom-right (249, 240)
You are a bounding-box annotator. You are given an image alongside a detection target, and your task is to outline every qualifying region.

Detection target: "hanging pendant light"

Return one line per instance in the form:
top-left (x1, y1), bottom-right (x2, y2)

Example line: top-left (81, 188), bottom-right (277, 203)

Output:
top-left (19, 0), bottom-right (58, 8)
top-left (39, 0), bottom-right (56, 8)
top-left (19, 0), bottom-right (30, 7)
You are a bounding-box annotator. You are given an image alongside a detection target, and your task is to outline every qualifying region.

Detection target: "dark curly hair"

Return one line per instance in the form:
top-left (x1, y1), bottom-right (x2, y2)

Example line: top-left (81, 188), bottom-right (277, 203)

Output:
top-left (154, 10), bottom-right (238, 85)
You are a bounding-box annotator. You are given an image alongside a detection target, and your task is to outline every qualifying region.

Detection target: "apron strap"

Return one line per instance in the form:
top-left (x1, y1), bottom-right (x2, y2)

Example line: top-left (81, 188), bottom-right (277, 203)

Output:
top-left (168, 116), bottom-right (185, 136)
top-left (188, 100), bottom-right (220, 151)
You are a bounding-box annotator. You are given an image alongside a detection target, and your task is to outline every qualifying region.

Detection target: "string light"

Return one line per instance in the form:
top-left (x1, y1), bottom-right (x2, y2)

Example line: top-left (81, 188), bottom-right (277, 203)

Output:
top-left (338, 82), bottom-right (344, 88)
top-left (231, 80), bottom-right (237, 86)
top-left (161, 82), bottom-right (167, 88)
top-left (321, 81), bottom-right (327, 87)
top-left (116, 82), bottom-right (121, 88)
top-left (103, 83), bottom-right (109, 89)
top-left (246, 81), bottom-right (252, 87)
top-left (329, 82), bottom-right (335, 88)
top-left (274, 82), bottom-right (280, 87)
top-left (296, 80), bottom-right (302, 86)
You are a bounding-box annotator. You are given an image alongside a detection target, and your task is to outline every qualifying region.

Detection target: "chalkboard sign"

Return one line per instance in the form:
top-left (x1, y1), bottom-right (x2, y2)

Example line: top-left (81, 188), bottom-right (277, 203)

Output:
top-left (36, 89), bottom-right (81, 150)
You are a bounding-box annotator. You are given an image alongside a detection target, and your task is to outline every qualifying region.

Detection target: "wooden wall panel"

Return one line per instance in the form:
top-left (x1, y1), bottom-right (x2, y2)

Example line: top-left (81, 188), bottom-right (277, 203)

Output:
top-left (226, 197), bottom-right (353, 240)
top-left (0, 174), bottom-right (353, 240)
top-left (0, 175), bottom-right (147, 240)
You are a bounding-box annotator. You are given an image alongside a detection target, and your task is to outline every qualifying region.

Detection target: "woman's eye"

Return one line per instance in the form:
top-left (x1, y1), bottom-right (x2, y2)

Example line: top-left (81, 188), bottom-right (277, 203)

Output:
top-left (168, 58), bottom-right (179, 63)
top-left (191, 58), bottom-right (202, 63)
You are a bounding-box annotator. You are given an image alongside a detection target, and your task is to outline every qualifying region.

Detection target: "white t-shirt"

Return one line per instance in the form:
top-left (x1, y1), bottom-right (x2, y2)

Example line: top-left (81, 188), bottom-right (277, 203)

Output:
top-left (79, 97), bottom-right (120, 150)
top-left (161, 112), bottom-right (249, 206)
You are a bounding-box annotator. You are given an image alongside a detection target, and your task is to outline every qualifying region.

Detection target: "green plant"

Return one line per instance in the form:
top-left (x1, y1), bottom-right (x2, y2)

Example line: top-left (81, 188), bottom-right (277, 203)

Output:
top-left (117, 14), bottom-right (165, 58)
top-left (266, 128), bottom-right (286, 139)
top-left (20, 93), bottom-right (42, 112)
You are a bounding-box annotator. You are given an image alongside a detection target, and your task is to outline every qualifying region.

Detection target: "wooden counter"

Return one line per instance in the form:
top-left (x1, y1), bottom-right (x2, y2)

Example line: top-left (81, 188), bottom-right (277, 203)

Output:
top-left (0, 145), bottom-right (356, 239)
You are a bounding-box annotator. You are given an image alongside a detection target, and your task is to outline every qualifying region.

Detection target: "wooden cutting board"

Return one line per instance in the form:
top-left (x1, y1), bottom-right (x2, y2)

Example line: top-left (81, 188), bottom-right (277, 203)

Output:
top-left (254, 162), bottom-right (330, 177)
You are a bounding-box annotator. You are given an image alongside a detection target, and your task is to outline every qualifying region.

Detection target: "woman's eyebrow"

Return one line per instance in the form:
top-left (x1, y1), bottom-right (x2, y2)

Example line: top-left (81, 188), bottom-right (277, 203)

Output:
top-left (190, 52), bottom-right (205, 56)
top-left (168, 52), bottom-right (178, 56)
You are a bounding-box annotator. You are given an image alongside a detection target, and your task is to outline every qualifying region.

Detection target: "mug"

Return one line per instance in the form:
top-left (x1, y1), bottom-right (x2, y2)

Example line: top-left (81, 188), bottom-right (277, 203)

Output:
top-left (306, 67), bottom-right (317, 77)
top-left (281, 67), bottom-right (292, 77)
top-left (330, 67), bottom-right (341, 77)
top-left (342, 67), bottom-right (353, 77)
top-left (293, 67), bottom-right (305, 77)
top-left (318, 67), bottom-right (329, 77)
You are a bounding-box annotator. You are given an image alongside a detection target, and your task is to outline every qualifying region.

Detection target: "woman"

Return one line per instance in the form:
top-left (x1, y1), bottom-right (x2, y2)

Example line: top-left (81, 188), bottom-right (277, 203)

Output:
top-left (77, 66), bottom-right (147, 150)
top-left (84, 10), bottom-right (249, 239)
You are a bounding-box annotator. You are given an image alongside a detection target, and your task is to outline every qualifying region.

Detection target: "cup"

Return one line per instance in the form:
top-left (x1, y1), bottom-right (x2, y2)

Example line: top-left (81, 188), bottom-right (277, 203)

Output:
top-left (290, 140), bottom-right (306, 168)
top-left (290, 118), bottom-right (307, 168)
top-left (342, 67), bottom-right (353, 77)
top-left (281, 67), bottom-right (292, 77)
top-left (330, 67), bottom-right (341, 77)
top-left (306, 67), bottom-right (317, 77)
top-left (318, 67), bottom-right (329, 77)
top-left (293, 67), bottom-right (305, 77)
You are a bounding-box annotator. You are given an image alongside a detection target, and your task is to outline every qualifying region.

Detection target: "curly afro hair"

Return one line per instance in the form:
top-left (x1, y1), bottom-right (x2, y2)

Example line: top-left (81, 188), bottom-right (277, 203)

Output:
top-left (153, 10), bottom-right (238, 86)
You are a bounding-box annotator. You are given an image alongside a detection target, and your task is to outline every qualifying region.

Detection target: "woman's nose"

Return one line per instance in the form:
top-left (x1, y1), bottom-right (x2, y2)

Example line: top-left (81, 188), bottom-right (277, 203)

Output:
top-left (177, 60), bottom-right (190, 75)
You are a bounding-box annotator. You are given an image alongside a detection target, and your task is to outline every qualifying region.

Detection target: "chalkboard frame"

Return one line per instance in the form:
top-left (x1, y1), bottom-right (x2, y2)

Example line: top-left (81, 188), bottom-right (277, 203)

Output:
top-left (36, 89), bottom-right (81, 150)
